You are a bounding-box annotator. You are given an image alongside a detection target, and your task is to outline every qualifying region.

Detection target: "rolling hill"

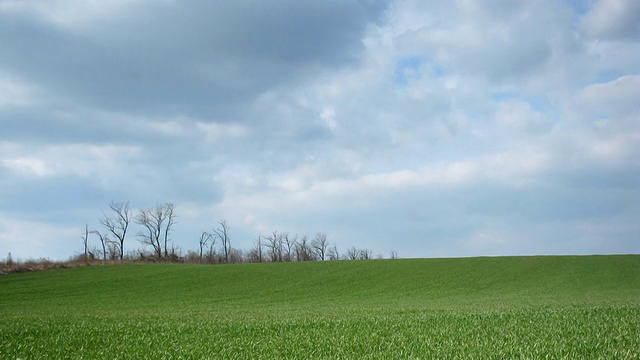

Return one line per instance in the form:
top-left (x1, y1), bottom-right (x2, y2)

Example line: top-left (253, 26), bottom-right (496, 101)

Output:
top-left (1, 255), bottom-right (639, 358)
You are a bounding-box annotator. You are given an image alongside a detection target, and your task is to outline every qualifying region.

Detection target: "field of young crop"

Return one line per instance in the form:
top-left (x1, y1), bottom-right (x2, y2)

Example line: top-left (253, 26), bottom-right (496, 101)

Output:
top-left (1, 255), bottom-right (639, 358)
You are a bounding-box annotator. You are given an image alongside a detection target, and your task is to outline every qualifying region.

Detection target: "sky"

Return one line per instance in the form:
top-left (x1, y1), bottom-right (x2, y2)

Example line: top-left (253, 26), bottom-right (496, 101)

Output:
top-left (0, 0), bottom-right (639, 261)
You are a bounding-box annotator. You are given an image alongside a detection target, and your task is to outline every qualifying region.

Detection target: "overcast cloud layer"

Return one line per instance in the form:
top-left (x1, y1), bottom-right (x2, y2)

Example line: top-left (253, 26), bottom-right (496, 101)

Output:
top-left (1, 0), bottom-right (639, 260)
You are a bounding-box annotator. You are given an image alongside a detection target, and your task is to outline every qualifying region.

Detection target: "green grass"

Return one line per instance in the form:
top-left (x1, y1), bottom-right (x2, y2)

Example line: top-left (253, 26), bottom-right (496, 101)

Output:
top-left (1, 255), bottom-right (639, 358)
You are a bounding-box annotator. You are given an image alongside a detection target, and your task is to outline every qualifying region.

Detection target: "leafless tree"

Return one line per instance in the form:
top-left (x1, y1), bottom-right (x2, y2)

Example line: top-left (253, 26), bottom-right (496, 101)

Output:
top-left (136, 203), bottom-right (176, 259)
top-left (81, 224), bottom-right (89, 262)
top-left (184, 250), bottom-right (200, 264)
top-left (91, 230), bottom-right (109, 261)
top-left (312, 233), bottom-right (329, 261)
top-left (265, 231), bottom-right (283, 262)
top-left (256, 235), bottom-right (263, 263)
top-left (283, 233), bottom-right (297, 262)
top-left (359, 249), bottom-right (373, 260)
top-left (212, 220), bottom-right (231, 263)
top-left (390, 250), bottom-right (398, 259)
top-left (207, 236), bottom-right (217, 263)
top-left (327, 244), bottom-right (340, 260)
top-left (228, 248), bottom-right (244, 263)
top-left (199, 231), bottom-right (213, 262)
top-left (346, 246), bottom-right (359, 260)
top-left (106, 242), bottom-right (120, 260)
top-left (136, 207), bottom-right (161, 258)
top-left (247, 235), bottom-right (264, 263)
top-left (168, 243), bottom-right (182, 261)
top-left (5, 252), bottom-right (14, 267)
top-left (295, 235), bottom-right (316, 261)
top-left (100, 201), bottom-right (132, 260)
top-left (162, 204), bottom-right (176, 258)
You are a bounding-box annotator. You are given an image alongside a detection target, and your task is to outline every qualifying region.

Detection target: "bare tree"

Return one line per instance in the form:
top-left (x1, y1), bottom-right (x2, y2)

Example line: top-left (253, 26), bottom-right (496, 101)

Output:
top-left (91, 230), bottom-right (109, 261)
top-left (106, 242), bottom-right (120, 260)
top-left (283, 233), bottom-right (297, 262)
top-left (136, 207), bottom-right (161, 258)
top-left (346, 246), bottom-right (359, 260)
top-left (228, 248), bottom-right (244, 263)
top-left (81, 224), bottom-right (90, 262)
top-left (327, 244), bottom-right (340, 260)
top-left (184, 250), bottom-right (200, 264)
top-left (136, 203), bottom-right (176, 260)
top-left (264, 231), bottom-right (283, 262)
top-left (256, 235), bottom-right (263, 263)
top-left (247, 235), bottom-right (264, 263)
top-left (199, 231), bottom-right (213, 262)
top-left (168, 242), bottom-right (182, 261)
top-left (5, 252), bottom-right (13, 267)
top-left (390, 250), bottom-right (398, 259)
top-left (359, 249), bottom-right (373, 260)
top-left (212, 220), bottom-right (231, 263)
top-left (100, 201), bottom-right (132, 260)
top-left (207, 235), bottom-right (218, 263)
top-left (163, 203), bottom-right (177, 258)
top-left (312, 233), bottom-right (329, 261)
top-left (295, 235), bottom-right (316, 261)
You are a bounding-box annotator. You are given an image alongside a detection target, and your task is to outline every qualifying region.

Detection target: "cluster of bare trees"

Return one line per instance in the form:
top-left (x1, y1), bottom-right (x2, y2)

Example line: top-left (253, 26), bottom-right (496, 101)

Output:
top-left (83, 201), bottom-right (177, 261)
top-left (136, 203), bottom-right (177, 260)
top-left (241, 232), bottom-right (324, 263)
top-left (82, 201), bottom-right (397, 264)
top-left (189, 229), bottom-right (377, 265)
top-left (194, 226), bottom-right (337, 264)
top-left (197, 220), bottom-right (238, 264)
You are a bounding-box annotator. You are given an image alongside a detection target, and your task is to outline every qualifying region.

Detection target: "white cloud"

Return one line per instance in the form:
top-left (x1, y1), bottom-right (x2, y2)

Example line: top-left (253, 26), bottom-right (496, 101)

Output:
top-left (1, 157), bottom-right (51, 177)
top-left (0, 72), bottom-right (38, 107)
top-left (582, 0), bottom-right (640, 40)
top-left (196, 122), bottom-right (248, 143)
top-left (465, 227), bottom-right (518, 254)
top-left (0, 0), bottom-right (146, 31)
top-left (554, 75), bottom-right (640, 168)
top-left (319, 107), bottom-right (338, 131)
top-left (0, 217), bottom-right (78, 260)
top-left (0, 142), bottom-right (142, 179)
top-left (0, 0), bottom-right (638, 260)
top-left (385, 1), bottom-right (566, 83)
top-left (212, 145), bottom-right (553, 234)
top-left (494, 100), bottom-right (550, 134)
top-left (579, 75), bottom-right (640, 118)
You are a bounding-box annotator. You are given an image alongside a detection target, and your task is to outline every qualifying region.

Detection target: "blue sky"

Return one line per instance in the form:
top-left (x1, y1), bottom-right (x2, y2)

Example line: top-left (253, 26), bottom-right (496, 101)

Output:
top-left (0, 0), bottom-right (638, 261)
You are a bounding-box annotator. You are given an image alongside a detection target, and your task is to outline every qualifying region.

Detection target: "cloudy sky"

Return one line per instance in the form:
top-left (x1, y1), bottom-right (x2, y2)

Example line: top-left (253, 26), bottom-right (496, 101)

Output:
top-left (1, 0), bottom-right (638, 261)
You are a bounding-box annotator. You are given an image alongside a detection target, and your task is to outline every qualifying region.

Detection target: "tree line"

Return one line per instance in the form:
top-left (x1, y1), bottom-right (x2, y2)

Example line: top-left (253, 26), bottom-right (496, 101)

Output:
top-left (81, 201), bottom-right (398, 264)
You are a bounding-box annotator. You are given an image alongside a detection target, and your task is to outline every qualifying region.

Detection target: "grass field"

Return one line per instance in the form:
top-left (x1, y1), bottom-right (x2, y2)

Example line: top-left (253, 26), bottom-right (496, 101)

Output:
top-left (1, 255), bottom-right (639, 358)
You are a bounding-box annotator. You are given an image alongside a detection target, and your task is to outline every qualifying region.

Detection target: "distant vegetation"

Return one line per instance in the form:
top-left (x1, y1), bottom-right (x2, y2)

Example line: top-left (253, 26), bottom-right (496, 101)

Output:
top-left (11, 201), bottom-right (398, 273)
top-left (1, 255), bottom-right (639, 357)
top-left (2, 199), bottom-right (398, 275)
top-left (66, 201), bottom-right (394, 267)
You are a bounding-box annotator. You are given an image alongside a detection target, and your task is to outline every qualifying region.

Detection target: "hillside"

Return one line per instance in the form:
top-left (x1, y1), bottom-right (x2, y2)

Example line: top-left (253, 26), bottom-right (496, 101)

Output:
top-left (2, 255), bottom-right (638, 317)
top-left (2, 255), bottom-right (639, 358)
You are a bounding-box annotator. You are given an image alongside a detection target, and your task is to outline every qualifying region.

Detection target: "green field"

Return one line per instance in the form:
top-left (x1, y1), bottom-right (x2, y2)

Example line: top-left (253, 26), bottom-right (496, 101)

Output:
top-left (1, 255), bottom-right (639, 358)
